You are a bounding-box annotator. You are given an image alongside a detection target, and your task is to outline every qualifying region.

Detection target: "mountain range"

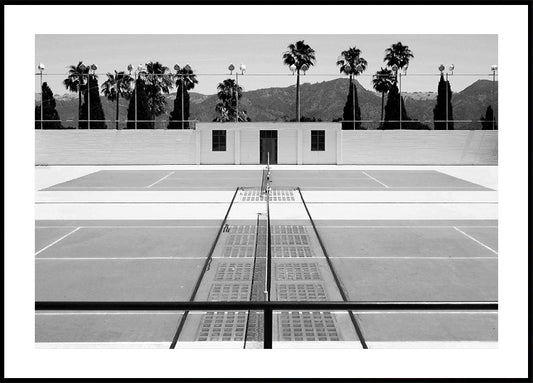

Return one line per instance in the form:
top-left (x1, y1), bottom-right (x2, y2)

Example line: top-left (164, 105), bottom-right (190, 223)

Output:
top-left (39, 78), bottom-right (498, 130)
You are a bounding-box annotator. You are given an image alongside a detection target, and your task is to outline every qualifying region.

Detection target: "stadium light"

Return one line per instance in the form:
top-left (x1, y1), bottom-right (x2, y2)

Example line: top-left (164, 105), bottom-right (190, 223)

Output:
top-left (228, 63), bottom-right (235, 75)
top-left (289, 64), bottom-right (297, 74)
top-left (239, 64), bottom-right (246, 75)
top-left (37, 63), bottom-right (45, 129)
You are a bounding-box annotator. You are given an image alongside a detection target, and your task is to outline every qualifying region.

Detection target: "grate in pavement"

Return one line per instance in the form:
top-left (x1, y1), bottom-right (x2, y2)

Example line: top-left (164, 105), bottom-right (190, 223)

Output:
top-left (276, 283), bottom-right (327, 301)
top-left (222, 246), bottom-right (255, 258)
top-left (197, 311), bottom-right (247, 341)
top-left (276, 262), bottom-right (322, 281)
top-left (215, 262), bottom-right (253, 281)
top-left (208, 283), bottom-right (250, 301)
top-left (239, 189), bottom-right (296, 202)
top-left (278, 312), bottom-right (340, 341)
top-left (272, 246), bottom-right (313, 258)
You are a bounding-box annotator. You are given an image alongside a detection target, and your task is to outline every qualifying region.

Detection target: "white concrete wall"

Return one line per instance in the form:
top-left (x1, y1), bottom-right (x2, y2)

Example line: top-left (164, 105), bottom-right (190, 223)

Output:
top-left (199, 127), bottom-right (235, 164)
top-left (35, 130), bottom-right (197, 165)
top-left (301, 126), bottom-right (337, 165)
top-left (278, 129), bottom-right (298, 164)
top-left (340, 130), bottom-right (498, 165)
top-left (35, 125), bottom-right (498, 165)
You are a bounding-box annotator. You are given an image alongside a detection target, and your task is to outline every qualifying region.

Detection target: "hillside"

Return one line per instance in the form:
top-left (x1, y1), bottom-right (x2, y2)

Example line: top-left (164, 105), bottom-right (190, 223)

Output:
top-left (38, 78), bottom-right (497, 130)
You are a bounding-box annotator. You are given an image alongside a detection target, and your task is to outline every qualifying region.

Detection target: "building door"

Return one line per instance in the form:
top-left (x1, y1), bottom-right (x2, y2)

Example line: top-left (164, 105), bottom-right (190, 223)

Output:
top-left (260, 130), bottom-right (278, 164)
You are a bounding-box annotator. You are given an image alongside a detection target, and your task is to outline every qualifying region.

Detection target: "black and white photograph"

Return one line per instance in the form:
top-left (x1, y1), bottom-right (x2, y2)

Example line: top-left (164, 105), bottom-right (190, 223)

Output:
top-left (4, 2), bottom-right (529, 380)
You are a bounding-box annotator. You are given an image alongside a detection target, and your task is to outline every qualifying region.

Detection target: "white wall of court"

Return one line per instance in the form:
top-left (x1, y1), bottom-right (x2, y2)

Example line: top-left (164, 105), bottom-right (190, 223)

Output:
top-left (35, 124), bottom-right (498, 166)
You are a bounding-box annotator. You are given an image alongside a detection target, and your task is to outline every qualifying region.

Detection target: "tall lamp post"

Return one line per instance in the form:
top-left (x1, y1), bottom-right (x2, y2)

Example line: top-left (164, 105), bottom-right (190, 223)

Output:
top-left (491, 65), bottom-right (497, 131)
top-left (391, 64), bottom-right (401, 129)
top-left (37, 63), bottom-right (45, 130)
top-left (134, 64), bottom-right (145, 129)
top-left (439, 64), bottom-right (455, 130)
top-left (77, 63), bottom-right (87, 129)
top-left (228, 63), bottom-right (246, 122)
top-left (88, 64), bottom-right (97, 129)
top-left (127, 64), bottom-right (134, 130)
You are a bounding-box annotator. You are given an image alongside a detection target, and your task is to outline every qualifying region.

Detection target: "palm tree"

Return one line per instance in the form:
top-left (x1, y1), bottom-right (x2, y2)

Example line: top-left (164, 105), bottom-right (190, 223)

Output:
top-left (63, 61), bottom-right (89, 127)
top-left (372, 68), bottom-right (394, 128)
top-left (336, 46), bottom-right (368, 129)
top-left (384, 42), bottom-right (414, 81)
top-left (282, 40), bottom-right (316, 122)
top-left (144, 61), bottom-right (173, 127)
top-left (215, 79), bottom-right (248, 122)
top-left (168, 64), bottom-right (198, 129)
top-left (101, 71), bottom-right (133, 129)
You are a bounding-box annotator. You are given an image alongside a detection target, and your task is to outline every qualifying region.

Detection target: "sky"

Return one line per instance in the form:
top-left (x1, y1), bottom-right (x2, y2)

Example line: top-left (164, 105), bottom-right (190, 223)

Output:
top-left (35, 34), bottom-right (497, 95)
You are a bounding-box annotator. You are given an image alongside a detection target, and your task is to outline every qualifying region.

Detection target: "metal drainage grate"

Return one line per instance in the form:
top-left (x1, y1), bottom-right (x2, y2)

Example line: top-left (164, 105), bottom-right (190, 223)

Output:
top-left (278, 312), bottom-right (340, 341)
top-left (197, 311), bottom-right (247, 341)
top-left (272, 225), bottom-right (307, 235)
top-left (276, 283), bottom-right (327, 301)
top-left (272, 246), bottom-right (313, 258)
top-left (238, 189), bottom-right (295, 202)
top-left (208, 283), bottom-right (250, 301)
top-left (222, 246), bottom-right (255, 258)
top-left (272, 226), bottom-right (310, 246)
top-left (276, 263), bottom-right (322, 281)
top-left (215, 262), bottom-right (253, 281)
top-left (226, 225), bottom-right (256, 246)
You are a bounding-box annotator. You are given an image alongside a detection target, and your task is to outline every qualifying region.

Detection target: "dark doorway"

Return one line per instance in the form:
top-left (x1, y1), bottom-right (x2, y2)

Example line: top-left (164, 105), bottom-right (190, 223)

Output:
top-left (260, 130), bottom-right (278, 164)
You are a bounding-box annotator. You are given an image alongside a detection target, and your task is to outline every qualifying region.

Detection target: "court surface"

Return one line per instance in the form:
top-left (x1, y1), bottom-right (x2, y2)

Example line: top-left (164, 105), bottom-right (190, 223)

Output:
top-left (42, 169), bottom-right (491, 191)
top-left (35, 165), bottom-right (498, 348)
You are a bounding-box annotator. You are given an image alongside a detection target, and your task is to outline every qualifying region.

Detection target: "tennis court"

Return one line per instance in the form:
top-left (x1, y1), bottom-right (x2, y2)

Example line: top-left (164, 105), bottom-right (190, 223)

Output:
top-left (35, 165), bottom-right (498, 348)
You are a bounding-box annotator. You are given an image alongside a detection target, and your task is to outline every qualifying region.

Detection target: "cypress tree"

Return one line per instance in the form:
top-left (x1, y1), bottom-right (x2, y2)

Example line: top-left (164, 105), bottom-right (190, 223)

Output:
top-left (382, 83), bottom-right (410, 130)
top-left (35, 82), bottom-right (62, 129)
top-left (79, 75), bottom-right (107, 129)
top-left (168, 83), bottom-right (190, 129)
top-left (481, 105), bottom-right (497, 130)
top-left (342, 81), bottom-right (362, 130)
top-left (433, 74), bottom-right (454, 130)
top-left (126, 79), bottom-right (152, 129)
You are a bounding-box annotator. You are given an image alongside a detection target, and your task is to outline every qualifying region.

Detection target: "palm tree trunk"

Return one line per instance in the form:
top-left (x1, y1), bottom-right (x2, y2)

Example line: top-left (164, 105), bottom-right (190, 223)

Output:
top-left (296, 70), bottom-right (300, 122)
top-left (116, 94), bottom-right (120, 130)
top-left (380, 92), bottom-right (385, 129)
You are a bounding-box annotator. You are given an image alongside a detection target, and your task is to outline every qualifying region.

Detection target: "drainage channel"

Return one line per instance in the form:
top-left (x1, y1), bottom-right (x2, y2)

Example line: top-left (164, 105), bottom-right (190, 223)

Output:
top-left (172, 186), bottom-right (364, 348)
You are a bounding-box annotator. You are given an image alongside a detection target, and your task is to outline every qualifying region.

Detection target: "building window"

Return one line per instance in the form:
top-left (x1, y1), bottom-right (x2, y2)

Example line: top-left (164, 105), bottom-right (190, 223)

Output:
top-left (212, 130), bottom-right (226, 151)
top-left (311, 130), bottom-right (325, 151)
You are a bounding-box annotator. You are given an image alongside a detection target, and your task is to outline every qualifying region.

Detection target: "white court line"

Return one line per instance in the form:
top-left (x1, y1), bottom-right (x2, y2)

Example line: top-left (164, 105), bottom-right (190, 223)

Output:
top-left (38, 225), bottom-right (219, 229)
top-left (319, 226), bottom-right (497, 229)
top-left (36, 342), bottom-right (171, 349)
top-left (35, 310), bottom-right (497, 316)
top-left (352, 311), bottom-right (497, 314)
top-left (35, 257), bottom-right (205, 261)
top-left (36, 312), bottom-right (180, 315)
top-left (453, 227), bottom-right (498, 255)
top-left (45, 186), bottom-right (487, 189)
top-left (146, 171), bottom-right (175, 188)
top-left (361, 171), bottom-right (390, 188)
top-left (329, 256), bottom-right (497, 260)
top-left (35, 227), bottom-right (81, 256)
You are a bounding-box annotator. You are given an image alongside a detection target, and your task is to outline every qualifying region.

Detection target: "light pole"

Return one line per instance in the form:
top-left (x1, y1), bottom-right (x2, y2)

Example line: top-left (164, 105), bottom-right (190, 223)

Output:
top-left (491, 65), bottom-right (497, 130)
top-left (439, 64), bottom-right (454, 130)
top-left (135, 64), bottom-right (145, 130)
top-left (78, 63), bottom-right (86, 129)
top-left (237, 64), bottom-right (246, 123)
top-left (37, 63), bottom-right (45, 129)
top-left (173, 64), bottom-right (184, 128)
top-left (88, 64), bottom-right (97, 129)
top-left (391, 64), bottom-right (401, 129)
top-left (289, 64), bottom-right (299, 122)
